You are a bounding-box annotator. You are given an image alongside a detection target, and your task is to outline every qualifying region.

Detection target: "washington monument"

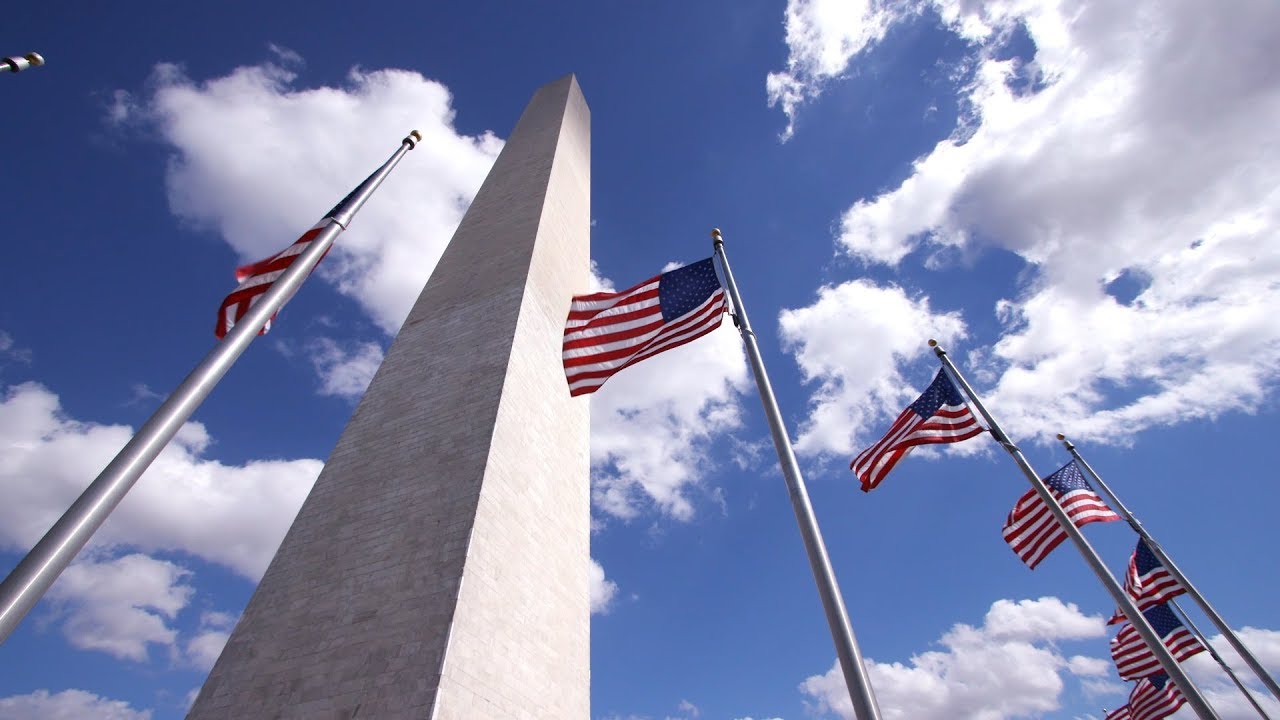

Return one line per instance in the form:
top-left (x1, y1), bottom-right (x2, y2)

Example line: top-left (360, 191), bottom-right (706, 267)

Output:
top-left (189, 75), bottom-right (592, 719)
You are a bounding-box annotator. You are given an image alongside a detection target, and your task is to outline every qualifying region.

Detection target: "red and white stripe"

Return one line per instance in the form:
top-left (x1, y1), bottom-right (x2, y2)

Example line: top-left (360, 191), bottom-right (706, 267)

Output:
top-left (1002, 488), bottom-right (1120, 569)
top-left (1129, 677), bottom-right (1186, 720)
top-left (1105, 705), bottom-right (1133, 720)
top-left (1111, 623), bottom-right (1204, 681)
top-left (562, 276), bottom-right (724, 396)
top-left (215, 219), bottom-right (334, 339)
top-left (850, 404), bottom-right (980, 491)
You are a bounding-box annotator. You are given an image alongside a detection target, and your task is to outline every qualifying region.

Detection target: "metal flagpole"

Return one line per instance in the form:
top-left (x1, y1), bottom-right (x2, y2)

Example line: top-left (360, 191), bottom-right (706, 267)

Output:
top-left (0, 131), bottom-right (421, 646)
top-left (929, 340), bottom-right (1220, 720)
top-left (1, 52), bottom-right (43, 74)
top-left (711, 229), bottom-right (883, 720)
top-left (1061, 435), bottom-right (1280, 704)
top-left (1171, 599), bottom-right (1272, 719)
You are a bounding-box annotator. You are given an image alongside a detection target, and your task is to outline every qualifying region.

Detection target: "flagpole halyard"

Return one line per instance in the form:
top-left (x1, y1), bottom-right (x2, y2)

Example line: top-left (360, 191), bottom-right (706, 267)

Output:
top-left (930, 341), bottom-right (1220, 720)
top-left (0, 132), bottom-right (420, 646)
top-left (1061, 434), bottom-right (1280, 705)
top-left (711, 228), bottom-right (883, 720)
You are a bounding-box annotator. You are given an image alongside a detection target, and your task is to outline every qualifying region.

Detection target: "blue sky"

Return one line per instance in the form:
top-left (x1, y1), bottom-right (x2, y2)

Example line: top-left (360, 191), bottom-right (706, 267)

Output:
top-left (2, 1), bottom-right (1279, 718)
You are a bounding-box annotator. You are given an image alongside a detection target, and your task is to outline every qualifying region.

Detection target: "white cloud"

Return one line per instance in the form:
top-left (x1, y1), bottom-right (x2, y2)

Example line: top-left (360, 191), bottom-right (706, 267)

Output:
top-left (766, 0), bottom-right (911, 140)
top-left (589, 322), bottom-right (749, 521)
top-left (184, 610), bottom-right (237, 671)
top-left (778, 279), bottom-right (966, 458)
top-left (1067, 655), bottom-right (1112, 677)
top-left (586, 261), bottom-right (750, 521)
top-left (0, 689), bottom-right (151, 720)
top-left (306, 337), bottom-right (384, 399)
top-left (800, 597), bottom-right (1107, 719)
top-left (590, 558), bottom-right (619, 615)
top-left (0, 381), bottom-right (322, 579)
top-left (772, 0), bottom-right (1280, 443)
top-left (1168, 627), bottom-right (1280, 720)
top-left (46, 553), bottom-right (192, 662)
top-left (124, 58), bottom-right (502, 335)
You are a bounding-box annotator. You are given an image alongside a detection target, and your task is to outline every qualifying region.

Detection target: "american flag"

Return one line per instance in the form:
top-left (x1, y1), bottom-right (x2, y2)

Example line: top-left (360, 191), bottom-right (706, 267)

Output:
top-left (562, 258), bottom-right (725, 396)
top-left (1108, 539), bottom-right (1186, 625)
top-left (1128, 673), bottom-right (1186, 720)
top-left (1002, 462), bottom-right (1119, 569)
top-left (1110, 604), bottom-right (1205, 681)
top-left (1104, 706), bottom-right (1132, 720)
top-left (850, 369), bottom-right (983, 492)
top-left (215, 216), bottom-right (336, 339)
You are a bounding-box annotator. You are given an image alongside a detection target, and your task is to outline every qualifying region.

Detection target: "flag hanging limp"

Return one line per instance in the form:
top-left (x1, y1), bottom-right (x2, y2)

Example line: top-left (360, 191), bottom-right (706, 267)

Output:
top-left (215, 217), bottom-right (336, 338)
top-left (562, 258), bottom-right (725, 396)
top-left (850, 368), bottom-right (982, 492)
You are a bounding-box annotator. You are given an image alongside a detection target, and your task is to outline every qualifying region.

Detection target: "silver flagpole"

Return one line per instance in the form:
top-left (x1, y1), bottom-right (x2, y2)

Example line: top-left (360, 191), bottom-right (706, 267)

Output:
top-left (929, 340), bottom-right (1220, 720)
top-left (0, 131), bottom-right (421, 645)
top-left (1171, 599), bottom-right (1272, 719)
top-left (711, 229), bottom-right (883, 720)
top-left (1061, 435), bottom-right (1280, 703)
top-left (1, 52), bottom-right (43, 74)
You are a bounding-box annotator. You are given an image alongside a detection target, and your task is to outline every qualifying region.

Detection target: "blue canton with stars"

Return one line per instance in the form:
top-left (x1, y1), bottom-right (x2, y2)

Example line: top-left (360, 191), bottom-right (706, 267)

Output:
top-left (1044, 462), bottom-right (1093, 493)
top-left (909, 369), bottom-right (967, 418)
top-left (658, 258), bottom-right (723, 322)
top-left (1134, 539), bottom-right (1163, 574)
top-left (1141, 603), bottom-right (1186, 638)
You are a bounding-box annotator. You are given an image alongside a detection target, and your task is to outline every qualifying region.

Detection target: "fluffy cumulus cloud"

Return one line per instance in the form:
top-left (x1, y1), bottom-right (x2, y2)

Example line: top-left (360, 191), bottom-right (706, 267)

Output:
top-left (0, 382), bottom-right (321, 579)
top-left (590, 322), bottom-right (750, 521)
top-left (0, 689), bottom-right (151, 720)
top-left (589, 558), bottom-right (620, 615)
top-left (114, 57), bottom-right (502, 336)
top-left (1170, 627), bottom-right (1280, 719)
top-left (779, 279), bottom-right (966, 457)
top-left (305, 337), bottom-right (385, 399)
top-left (184, 610), bottom-right (237, 671)
top-left (800, 597), bottom-right (1107, 719)
top-left (772, 0), bottom-right (1280, 444)
top-left (766, 0), bottom-right (910, 140)
top-left (46, 553), bottom-right (193, 662)
top-left (587, 263), bottom-right (750, 522)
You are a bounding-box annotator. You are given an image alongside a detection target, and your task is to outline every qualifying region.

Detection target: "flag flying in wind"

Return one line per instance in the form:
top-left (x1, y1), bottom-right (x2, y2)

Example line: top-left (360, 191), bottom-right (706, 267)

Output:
top-left (1110, 604), bottom-right (1205, 681)
top-left (1109, 539), bottom-right (1187, 625)
top-left (215, 216), bottom-right (336, 338)
top-left (1002, 462), bottom-right (1120, 569)
top-left (1128, 673), bottom-right (1186, 720)
top-left (1104, 706), bottom-right (1132, 720)
top-left (850, 368), bottom-right (983, 492)
top-left (562, 258), bottom-right (725, 396)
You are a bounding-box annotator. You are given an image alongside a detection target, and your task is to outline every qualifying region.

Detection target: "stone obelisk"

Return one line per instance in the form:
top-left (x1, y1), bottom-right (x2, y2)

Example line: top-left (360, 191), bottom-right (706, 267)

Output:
top-left (189, 75), bottom-right (591, 720)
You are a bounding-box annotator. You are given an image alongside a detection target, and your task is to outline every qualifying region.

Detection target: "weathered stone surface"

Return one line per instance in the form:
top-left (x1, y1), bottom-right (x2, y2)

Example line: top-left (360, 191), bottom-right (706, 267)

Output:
top-left (188, 75), bottom-right (591, 720)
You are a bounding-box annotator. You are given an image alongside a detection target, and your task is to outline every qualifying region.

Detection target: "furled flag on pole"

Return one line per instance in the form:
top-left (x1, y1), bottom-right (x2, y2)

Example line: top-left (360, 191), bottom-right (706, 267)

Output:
top-left (215, 204), bottom-right (348, 338)
top-left (1002, 462), bottom-right (1120, 569)
top-left (1128, 673), bottom-right (1186, 720)
top-left (1108, 539), bottom-right (1187, 625)
top-left (562, 258), bottom-right (725, 396)
top-left (1111, 604), bottom-right (1206, 681)
top-left (850, 368), bottom-right (983, 492)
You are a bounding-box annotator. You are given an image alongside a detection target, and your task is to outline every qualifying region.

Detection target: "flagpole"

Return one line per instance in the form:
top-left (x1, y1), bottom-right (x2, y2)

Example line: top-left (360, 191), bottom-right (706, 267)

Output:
top-left (1171, 599), bottom-right (1272, 719)
top-left (1, 52), bottom-right (43, 74)
top-left (929, 340), bottom-right (1220, 720)
top-left (711, 229), bottom-right (883, 720)
top-left (0, 131), bottom-right (421, 646)
top-left (1061, 435), bottom-right (1280, 704)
